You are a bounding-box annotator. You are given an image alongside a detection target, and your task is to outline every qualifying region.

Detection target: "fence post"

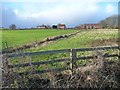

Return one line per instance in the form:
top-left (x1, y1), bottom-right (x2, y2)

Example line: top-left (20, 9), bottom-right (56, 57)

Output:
top-left (70, 49), bottom-right (77, 73)
top-left (118, 46), bottom-right (120, 60)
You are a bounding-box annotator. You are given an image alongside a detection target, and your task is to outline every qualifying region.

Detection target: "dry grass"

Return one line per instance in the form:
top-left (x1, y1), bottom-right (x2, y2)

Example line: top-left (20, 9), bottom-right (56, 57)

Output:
top-left (2, 53), bottom-right (120, 88)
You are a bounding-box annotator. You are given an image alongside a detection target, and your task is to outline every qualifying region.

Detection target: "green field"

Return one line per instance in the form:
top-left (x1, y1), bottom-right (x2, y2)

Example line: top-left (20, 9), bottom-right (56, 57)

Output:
top-left (26, 29), bottom-right (118, 68)
top-left (8, 29), bottom-right (118, 71)
top-left (29, 29), bottom-right (118, 52)
top-left (2, 29), bottom-right (78, 49)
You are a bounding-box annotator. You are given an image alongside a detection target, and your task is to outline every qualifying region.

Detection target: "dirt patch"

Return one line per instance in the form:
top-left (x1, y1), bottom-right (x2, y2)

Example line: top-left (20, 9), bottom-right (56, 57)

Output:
top-left (90, 38), bottom-right (118, 47)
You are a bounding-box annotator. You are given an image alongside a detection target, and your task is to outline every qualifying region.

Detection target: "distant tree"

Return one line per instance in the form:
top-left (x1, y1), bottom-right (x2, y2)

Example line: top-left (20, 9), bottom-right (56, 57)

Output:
top-left (99, 15), bottom-right (118, 29)
top-left (46, 25), bottom-right (51, 29)
top-left (99, 20), bottom-right (108, 29)
top-left (9, 24), bottom-right (16, 30)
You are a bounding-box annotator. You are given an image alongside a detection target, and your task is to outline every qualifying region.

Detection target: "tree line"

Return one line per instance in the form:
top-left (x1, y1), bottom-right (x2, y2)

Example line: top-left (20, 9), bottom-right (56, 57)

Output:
top-left (99, 15), bottom-right (118, 29)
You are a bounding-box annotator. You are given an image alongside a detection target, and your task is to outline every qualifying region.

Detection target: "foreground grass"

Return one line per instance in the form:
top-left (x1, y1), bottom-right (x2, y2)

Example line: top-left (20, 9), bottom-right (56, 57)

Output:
top-left (2, 29), bottom-right (78, 49)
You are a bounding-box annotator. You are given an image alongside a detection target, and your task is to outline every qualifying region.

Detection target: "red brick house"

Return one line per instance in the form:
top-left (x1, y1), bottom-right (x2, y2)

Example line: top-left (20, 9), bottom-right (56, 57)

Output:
top-left (57, 24), bottom-right (66, 29)
top-left (75, 24), bottom-right (101, 29)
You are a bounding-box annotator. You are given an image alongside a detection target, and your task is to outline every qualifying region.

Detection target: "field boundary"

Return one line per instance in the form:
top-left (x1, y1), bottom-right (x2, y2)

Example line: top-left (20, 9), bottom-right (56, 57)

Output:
top-left (3, 45), bottom-right (120, 75)
top-left (2, 31), bottom-right (80, 54)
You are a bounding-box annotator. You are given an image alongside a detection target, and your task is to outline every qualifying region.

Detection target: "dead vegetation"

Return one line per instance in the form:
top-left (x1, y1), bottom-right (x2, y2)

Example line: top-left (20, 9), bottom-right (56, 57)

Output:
top-left (2, 52), bottom-right (120, 88)
top-left (90, 38), bottom-right (118, 47)
top-left (17, 59), bottom-right (120, 88)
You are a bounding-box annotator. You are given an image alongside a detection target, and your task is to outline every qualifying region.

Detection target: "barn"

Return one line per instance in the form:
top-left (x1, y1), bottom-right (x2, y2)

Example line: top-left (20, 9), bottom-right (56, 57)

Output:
top-left (57, 24), bottom-right (66, 29)
top-left (52, 24), bottom-right (67, 29)
top-left (75, 24), bottom-right (101, 29)
top-left (52, 25), bottom-right (58, 29)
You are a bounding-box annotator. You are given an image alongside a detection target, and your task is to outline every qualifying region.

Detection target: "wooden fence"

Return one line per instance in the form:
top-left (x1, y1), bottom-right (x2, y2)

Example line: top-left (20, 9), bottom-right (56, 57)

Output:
top-left (4, 46), bottom-right (120, 75)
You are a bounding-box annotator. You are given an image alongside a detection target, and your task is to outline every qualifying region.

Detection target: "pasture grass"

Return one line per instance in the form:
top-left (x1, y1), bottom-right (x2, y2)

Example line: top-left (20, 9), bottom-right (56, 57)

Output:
top-left (2, 29), bottom-right (119, 88)
top-left (9, 29), bottom-right (119, 72)
top-left (29, 29), bottom-right (118, 51)
top-left (2, 29), bottom-right (78, 49)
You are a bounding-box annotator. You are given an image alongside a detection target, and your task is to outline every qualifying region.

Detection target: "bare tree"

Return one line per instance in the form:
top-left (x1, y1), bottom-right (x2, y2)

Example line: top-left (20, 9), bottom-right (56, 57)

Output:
top-left (99, 15), bottom-right (118, 29)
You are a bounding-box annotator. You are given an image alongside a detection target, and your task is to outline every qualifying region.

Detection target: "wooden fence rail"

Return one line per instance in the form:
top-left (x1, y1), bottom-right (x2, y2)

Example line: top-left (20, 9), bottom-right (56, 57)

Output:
top-left (4, 46), bottom-right (120, 75)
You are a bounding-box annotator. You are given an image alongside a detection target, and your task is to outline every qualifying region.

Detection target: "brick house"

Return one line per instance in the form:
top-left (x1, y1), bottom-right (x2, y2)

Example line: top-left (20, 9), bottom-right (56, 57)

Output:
top-left (57, 24), bottom-right (66, 29)
top-left (75, 24), bottom-right (101, 29)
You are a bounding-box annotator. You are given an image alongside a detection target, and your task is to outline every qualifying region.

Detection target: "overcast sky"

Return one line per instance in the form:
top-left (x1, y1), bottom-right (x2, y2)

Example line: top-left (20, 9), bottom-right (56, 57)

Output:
top-left (1, 0), bottom-right (119, 28)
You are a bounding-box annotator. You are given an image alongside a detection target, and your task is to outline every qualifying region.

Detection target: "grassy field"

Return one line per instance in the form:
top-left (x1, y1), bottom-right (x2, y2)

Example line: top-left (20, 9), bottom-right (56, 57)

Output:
top-left (2, 29), bottom-right (78, 49)
top-left (9, 29), bottom-right (118, 71)
top-left (4, 29), bottom-right (119, 88)
top-left (29, 29), bottom-right (118, 52)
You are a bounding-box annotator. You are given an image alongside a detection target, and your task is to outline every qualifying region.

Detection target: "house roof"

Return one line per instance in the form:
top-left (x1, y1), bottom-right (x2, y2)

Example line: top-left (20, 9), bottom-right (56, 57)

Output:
top-left (58, 24), bottom-right (66, 26)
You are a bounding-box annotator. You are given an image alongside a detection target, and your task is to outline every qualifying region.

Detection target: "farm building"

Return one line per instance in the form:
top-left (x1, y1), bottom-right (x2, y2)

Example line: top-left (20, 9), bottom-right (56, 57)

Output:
top-left (75, 24), bottom-right (101, 29)
top-left (52, 25), bottom-right (58, 29)
top-left (52, 24), bottom-right (67, 29)
top-left (37, 24), bottom-right (48, 29)
top-left (57, 24), bottom-right (66, 29)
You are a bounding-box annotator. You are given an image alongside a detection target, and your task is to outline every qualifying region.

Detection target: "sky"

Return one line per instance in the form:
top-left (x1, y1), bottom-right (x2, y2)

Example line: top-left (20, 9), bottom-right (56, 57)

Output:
top-left (1, 0), bottom-right (119, 28)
